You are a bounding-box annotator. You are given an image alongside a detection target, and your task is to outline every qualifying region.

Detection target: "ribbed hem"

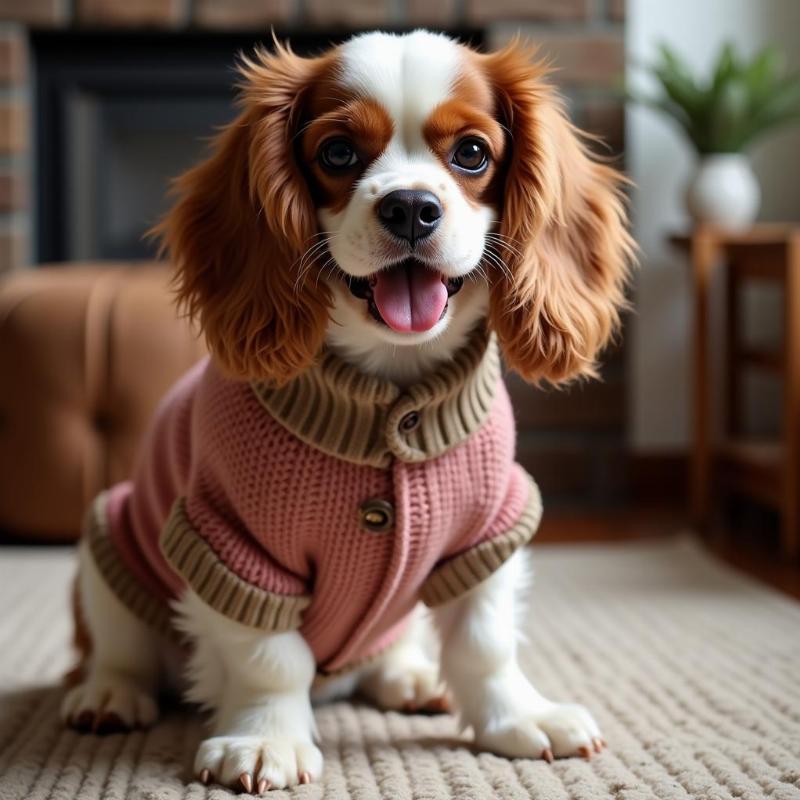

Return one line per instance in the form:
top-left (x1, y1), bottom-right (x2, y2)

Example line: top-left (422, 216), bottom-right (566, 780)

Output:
top-left (420, 474), bottom-right (543, 607)
top-left (160, 499), bottom-right (311, 632)
top-left (85, 493), bottom-right (175, 639)
top-left (314, 636), bottom-right (405, 681)
top-left (251, 325), bottom-right (499, 467)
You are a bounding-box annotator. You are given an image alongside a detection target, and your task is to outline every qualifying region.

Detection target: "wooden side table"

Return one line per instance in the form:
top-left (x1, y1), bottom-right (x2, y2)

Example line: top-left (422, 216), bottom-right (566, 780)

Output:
top-left (673, 225), bottom-right (800, 558)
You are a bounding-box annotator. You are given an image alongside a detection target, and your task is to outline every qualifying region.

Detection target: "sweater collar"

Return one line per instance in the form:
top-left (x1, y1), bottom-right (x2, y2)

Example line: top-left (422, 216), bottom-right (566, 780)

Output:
top-left (251, 325), bottom-right (501, 467)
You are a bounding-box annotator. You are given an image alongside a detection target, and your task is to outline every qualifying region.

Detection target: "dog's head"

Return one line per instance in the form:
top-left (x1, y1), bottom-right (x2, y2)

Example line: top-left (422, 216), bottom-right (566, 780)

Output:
top-left (157, 30), bottom-right (633, 385)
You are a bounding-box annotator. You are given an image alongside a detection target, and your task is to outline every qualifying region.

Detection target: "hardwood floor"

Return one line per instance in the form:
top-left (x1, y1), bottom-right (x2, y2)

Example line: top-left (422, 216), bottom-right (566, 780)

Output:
top-left (539, 503), bottom-right (800, 601)
top-left (537, 506), bottom-right (687, 544)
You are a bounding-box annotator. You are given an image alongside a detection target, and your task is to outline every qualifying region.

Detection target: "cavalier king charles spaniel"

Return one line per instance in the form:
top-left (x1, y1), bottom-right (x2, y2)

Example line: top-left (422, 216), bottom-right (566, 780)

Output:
top-left (63, 30), bottom-right (633, 793)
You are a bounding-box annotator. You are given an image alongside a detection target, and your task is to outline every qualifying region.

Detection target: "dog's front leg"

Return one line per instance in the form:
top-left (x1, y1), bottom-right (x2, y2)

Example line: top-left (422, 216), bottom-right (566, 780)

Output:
top-left (61, 540), bottom-right (161, 733)
top-left (433, 549), bottom-right (604, 761)
top-left (174, 592), bottom-right (322, 792)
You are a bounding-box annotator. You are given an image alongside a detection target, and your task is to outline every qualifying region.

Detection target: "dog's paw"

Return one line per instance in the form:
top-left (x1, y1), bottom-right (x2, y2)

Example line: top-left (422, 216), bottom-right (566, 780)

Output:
top-left (474, 702), bottom-right (605, 761)
top-left (62, 674), bottom-right (158, 734)
top-left (195, 735), bottom-right (323, 792)
top-left (360, 656), bottom-right (449, 713)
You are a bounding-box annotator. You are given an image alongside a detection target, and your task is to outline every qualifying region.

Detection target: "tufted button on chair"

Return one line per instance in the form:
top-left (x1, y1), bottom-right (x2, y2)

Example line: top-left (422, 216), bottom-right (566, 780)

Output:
top-left (0, 263), bottom-right (206, 541)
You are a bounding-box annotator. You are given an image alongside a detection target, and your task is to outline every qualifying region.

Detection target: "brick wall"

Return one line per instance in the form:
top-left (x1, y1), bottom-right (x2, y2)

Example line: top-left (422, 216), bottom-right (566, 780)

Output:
top-left (0, 0), bottom-right (625, 275)
top-left (0, 22), bottom-right (30, 274)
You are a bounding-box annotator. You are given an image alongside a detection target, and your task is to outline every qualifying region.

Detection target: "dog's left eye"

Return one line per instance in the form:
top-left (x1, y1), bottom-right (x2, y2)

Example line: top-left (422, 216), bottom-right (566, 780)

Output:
top-left (319, 139), bottom-right (360, 171)
top-left (452, 138), bottom-right (489, 173)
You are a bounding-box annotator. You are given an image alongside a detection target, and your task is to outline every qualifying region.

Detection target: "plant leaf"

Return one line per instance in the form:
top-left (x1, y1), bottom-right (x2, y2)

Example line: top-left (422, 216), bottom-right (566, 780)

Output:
top-left (630, 40), bottom-right (800, 152)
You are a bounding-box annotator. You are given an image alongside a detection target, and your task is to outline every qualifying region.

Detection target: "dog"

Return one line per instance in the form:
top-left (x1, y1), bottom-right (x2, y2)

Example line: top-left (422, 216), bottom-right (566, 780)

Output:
top-left (62, 30), bottom-right (633, 793)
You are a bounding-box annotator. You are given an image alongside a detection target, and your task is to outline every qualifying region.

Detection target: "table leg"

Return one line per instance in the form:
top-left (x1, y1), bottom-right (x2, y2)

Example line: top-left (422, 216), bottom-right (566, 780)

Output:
top-left (690, 232), bottom-right (717, 530)
top-left (782, 236), bottom-right (800, 558)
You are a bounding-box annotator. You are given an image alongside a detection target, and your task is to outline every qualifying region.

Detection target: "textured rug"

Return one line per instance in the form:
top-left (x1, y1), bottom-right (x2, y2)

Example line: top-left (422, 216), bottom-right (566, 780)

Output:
top-left (0, 537), bottom-right (799, 800)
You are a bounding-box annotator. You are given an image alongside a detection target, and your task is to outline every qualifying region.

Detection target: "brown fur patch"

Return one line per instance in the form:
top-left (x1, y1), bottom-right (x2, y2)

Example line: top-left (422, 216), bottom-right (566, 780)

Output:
top-left (470, 40), bottom-right (635, 385)
top-left (301, 98), bottom-right (394, 213)
top-left (151, 43), bottom-right (340, 384)
top-left (422, 95), bottom-right (505, 209)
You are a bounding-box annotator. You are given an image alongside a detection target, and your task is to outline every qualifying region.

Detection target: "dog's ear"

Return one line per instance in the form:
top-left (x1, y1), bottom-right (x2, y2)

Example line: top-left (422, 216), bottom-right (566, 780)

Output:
top-left (153, 43), bottom-right (331, 384)
top-left (481, 40), bottom-right (634, 385)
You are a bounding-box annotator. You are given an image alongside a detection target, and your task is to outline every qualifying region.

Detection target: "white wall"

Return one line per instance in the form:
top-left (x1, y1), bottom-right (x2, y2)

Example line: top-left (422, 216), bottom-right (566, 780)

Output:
top-left (627, 0), bottom-right (800, 451)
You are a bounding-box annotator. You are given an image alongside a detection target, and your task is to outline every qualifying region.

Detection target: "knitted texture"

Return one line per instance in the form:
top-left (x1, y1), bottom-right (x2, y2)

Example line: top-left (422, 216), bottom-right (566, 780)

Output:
top-left (93, 329), bottom-right (542, 672)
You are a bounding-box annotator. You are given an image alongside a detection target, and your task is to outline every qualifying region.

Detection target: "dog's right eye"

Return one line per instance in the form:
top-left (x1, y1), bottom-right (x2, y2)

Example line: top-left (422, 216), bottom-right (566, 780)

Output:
top-left (451, 138), bottom-right (489, 173)
top-left (319, 139), bottom-right (359, 171)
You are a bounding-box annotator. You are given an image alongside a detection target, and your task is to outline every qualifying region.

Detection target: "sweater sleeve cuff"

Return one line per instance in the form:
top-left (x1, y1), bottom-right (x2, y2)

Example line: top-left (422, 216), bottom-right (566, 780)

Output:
top-left (159, 498), bottom-right (311, 632)
top-left (419, 472), bottom-right (543, 607)
top-left (86, 492), bottom-right (176, 639)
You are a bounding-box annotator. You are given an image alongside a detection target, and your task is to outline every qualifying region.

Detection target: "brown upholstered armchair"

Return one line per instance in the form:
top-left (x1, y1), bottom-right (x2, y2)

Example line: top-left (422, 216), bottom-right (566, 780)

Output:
top-left (0, 263), bottom-right (206, 541)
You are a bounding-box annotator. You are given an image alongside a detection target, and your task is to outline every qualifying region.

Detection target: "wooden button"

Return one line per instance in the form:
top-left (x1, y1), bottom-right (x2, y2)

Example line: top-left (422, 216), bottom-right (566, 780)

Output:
top-left (399, 410), bottom-right (420, 433)
top-left (359, 498), bottom-right (394, 533)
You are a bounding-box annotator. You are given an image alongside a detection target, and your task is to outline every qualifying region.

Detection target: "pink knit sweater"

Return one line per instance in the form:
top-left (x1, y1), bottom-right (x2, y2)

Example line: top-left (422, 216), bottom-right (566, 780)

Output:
top-left (87, 329), bottom-right (541, 674)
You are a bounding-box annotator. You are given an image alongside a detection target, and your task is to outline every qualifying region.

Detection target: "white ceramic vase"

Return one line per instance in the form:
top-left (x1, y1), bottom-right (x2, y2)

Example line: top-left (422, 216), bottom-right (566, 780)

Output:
top-left (686, 154), bottom-right (760, 230)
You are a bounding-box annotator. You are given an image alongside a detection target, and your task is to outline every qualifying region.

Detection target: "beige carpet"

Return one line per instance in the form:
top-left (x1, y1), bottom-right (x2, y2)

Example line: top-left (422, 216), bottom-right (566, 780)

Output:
top-left (1, 537), bottom-right (799, 800)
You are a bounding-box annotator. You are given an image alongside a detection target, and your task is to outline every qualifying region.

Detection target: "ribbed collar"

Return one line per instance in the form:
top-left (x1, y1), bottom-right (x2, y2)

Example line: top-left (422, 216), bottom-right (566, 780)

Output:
top-left (251, 326), bottom-right (501, 467)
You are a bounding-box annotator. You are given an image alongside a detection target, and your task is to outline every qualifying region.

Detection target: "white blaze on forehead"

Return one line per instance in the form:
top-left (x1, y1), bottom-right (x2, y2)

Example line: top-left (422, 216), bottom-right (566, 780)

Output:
top-left (321, 31), bottom-right (492, 288)
top-left (338, 30), bottom-right (463, 151)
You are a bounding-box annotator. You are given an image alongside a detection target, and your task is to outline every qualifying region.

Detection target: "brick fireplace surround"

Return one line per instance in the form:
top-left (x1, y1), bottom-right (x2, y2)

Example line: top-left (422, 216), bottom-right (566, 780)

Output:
top-left (0, 0), bottom-right (626, 503)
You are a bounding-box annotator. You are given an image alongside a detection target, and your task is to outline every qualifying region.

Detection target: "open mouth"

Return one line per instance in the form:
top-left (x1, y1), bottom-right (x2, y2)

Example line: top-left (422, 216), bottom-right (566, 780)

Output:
top-left (345, 259), bottom-right (464, 333)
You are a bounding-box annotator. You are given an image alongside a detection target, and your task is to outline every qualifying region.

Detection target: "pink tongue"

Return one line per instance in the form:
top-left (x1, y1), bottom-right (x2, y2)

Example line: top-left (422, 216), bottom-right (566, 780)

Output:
top-left (372, 263), bottom-right (448, 333)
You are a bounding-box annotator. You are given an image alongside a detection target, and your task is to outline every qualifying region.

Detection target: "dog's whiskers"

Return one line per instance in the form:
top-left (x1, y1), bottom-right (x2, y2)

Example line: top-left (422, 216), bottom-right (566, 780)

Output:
top-left (296, 237), bottom-right (331, 271)
top-left (294, 233), bottom-right (339, 294)
top-left (314, 255), bottom-right (339, 289)
top-left (481, 245), bottom-right (514, 282)
top-left (484, 233), bottom-right (524, 259)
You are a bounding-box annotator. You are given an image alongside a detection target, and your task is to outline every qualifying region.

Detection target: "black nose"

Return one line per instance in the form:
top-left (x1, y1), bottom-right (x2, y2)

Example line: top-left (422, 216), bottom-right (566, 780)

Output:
top-left (377, 190), bottom-right (443, 245)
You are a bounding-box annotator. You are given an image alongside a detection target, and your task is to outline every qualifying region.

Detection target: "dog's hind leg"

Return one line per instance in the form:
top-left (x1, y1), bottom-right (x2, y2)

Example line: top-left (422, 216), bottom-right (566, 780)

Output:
top-left (61, 539), bottom-right (160, 733)
top-left (356, 605), bottom-right (450, 713)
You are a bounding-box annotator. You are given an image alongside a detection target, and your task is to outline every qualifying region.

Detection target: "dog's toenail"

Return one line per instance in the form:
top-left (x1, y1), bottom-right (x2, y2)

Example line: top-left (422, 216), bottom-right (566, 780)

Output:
top-left (257, 778), bottom-right (269, 793)
top-left (74, 710), bottom-right (95, 731)
top-left (426, 696), bottom-right (449, 713)
top-left (542, 748), bottom-right (554, 763)
top-left (300, 771), bottom-right (311, 784)
top-left (94, 712), bottom-right (126, 735)
top-left (240, 773), bottom-right (253, 792)
top-left (200, 768), bottom-right (210, 785)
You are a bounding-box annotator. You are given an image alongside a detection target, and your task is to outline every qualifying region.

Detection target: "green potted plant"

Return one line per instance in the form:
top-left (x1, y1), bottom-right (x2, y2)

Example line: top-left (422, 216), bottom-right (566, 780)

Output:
top-left (635, 43), bottom-right (800, 228)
